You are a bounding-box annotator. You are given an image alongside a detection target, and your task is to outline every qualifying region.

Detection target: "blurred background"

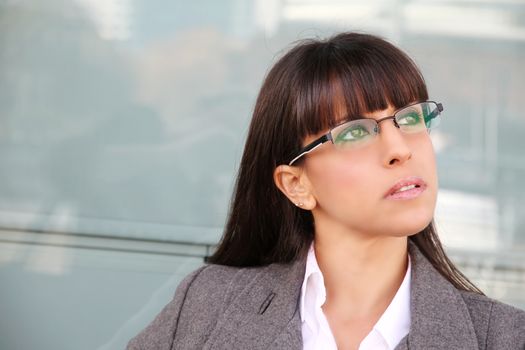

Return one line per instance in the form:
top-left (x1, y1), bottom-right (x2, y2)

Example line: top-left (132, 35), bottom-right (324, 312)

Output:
top-left (1, 0), bottom-right (524, 349)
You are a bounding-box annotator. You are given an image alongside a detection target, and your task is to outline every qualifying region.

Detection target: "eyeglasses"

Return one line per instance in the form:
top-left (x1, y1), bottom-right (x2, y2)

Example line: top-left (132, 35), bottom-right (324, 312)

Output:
top-left (288, 101), bottom-right (443, 165)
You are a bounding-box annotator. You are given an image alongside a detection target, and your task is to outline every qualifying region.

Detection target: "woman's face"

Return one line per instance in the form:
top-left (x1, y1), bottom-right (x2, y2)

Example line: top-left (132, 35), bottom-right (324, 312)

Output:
top-left (302, 104), bottom-right (438, 238)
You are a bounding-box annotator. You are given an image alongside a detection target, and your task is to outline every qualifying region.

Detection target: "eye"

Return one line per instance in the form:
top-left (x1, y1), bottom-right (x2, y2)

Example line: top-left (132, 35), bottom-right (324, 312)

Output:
top-left (397, 111), bottom-right (422, 126)
top-left (334, 124), bottom-right (371, 144)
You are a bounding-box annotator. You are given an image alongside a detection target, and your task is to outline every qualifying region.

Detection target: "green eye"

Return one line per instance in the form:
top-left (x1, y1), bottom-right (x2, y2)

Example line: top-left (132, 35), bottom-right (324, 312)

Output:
top-left (397, 111), bottom-right (422, 127)
top-left (335, 124), bottom-right (371, 144)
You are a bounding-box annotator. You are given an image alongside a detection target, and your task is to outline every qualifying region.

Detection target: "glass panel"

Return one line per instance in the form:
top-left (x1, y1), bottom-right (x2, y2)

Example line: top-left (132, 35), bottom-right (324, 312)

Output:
top-left (1, 0), bottom-right (524, 349)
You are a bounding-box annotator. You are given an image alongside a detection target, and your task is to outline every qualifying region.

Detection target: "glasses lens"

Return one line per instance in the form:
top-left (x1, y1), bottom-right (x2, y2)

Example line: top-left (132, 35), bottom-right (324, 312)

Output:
top-left (395, 102), bottom-right (441, 133)
top-left (423, 102), bottom-right (441, 129)
top-left (331, 119), bottom-right (377, 149)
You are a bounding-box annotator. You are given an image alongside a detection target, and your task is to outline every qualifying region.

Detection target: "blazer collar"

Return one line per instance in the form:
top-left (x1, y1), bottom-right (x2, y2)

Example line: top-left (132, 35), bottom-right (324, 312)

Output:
top-left (395, 241), bottom-right (479, 349)
top-left (206, 240), bottom-right (479, 350)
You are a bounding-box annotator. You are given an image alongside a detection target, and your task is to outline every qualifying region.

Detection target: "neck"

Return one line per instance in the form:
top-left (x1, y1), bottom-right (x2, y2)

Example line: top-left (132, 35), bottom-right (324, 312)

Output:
top-left (314, 227), bottom-right (409, 321)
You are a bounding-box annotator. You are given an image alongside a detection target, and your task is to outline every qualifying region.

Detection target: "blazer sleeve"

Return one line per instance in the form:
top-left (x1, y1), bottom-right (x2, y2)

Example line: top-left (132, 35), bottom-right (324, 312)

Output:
top-left (126, 266), bottom-right (208, 350)
top-left (485, 300), bottom-right (525, 349)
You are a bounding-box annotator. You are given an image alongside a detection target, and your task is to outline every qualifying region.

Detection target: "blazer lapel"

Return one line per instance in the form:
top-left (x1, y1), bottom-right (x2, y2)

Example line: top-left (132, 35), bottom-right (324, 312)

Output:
top-left (268, 308), bottom-right (302, 350)
top-left (203, 240), bottom-right (480, 350)
top-left (204, 256), bottom-right (305, 350)
top-left (398, 242), bottom-right (480, 349)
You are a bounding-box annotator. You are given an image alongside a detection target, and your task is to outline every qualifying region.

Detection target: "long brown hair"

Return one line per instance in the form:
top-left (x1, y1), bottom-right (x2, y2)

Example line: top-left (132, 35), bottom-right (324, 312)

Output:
top-left (209, 32), bottom-right (483, 294)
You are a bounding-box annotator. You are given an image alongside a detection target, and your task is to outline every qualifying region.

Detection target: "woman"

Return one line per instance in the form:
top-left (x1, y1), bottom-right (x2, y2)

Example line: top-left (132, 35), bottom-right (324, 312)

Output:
top-left (128, 32), bottom-right (525, 349)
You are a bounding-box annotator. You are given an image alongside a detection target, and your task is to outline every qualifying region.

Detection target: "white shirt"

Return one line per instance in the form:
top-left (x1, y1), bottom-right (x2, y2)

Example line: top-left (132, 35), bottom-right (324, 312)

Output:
top-left (300, 244), bottom-right (411, 350)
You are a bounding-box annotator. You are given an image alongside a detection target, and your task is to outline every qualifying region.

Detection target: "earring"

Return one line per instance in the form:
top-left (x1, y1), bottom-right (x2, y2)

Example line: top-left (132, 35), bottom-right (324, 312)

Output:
top-left (296, 202), bottom-right (304, 207)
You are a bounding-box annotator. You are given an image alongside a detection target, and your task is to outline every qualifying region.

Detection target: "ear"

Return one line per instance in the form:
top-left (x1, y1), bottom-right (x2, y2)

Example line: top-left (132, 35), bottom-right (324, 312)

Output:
top-left (273, 165), bottom-right (316, 210)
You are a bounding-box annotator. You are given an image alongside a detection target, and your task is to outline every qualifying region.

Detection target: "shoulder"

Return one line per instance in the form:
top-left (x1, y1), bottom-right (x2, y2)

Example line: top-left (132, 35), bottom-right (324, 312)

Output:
top-left (187, 263), bottom-right (262, 291)
top-left (459, 290), bottom-right (525, 349)
top-left (459, 290), bottom-right (525, 326)
top-left (178, 263), bottom-right (264, 314)
top-left (126, 263), bottom-right (282, 350)
top-left (183, 262), bottom-right (282, 303)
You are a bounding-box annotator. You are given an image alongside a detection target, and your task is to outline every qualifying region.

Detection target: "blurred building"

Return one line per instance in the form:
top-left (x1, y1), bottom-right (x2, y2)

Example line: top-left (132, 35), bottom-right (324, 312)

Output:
top-left (0, 1), bottom-right (524, 349)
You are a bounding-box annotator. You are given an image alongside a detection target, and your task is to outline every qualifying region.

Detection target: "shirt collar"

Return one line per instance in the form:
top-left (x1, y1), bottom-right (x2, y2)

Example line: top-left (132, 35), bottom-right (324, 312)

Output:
top-left (299, 242), bottom-right (412, 347)
top-left (373, 254), bottom-right (411, 348)
top-left (299, 243), bottom-right (325, 322)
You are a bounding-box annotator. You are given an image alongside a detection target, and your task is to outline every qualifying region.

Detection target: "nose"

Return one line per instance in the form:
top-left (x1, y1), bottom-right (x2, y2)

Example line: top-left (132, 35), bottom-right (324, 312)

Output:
top-left (378, 120), bottom-right (412, 167)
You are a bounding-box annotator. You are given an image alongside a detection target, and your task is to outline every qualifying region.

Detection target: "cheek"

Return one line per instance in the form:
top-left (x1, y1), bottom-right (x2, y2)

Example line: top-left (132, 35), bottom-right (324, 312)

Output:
top-left (416, 136), bottom-right (438, 187)
top-left (305, 155), bottom-right (377, 215)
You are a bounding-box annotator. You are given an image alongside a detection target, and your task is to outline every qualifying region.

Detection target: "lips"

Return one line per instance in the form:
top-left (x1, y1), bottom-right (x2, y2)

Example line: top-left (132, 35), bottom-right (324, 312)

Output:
top-left (385, 176), bottom-right (427, 198)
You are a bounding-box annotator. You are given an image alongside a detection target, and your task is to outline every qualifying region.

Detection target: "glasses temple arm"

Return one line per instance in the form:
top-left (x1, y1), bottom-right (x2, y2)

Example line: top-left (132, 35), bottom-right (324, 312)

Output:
top-left (427, 102), bottom-right (444, 121)
top-left (288, 134), bottom-right (331, 166)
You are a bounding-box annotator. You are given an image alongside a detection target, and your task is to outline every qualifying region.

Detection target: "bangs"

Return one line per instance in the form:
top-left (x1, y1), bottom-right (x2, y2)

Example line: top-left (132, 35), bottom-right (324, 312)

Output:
top-left (293, 35), bottom-right (428, 139)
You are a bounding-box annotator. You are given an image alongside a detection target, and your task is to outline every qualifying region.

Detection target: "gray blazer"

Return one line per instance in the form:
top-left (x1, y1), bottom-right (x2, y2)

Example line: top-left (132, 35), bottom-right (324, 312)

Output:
top-left (127, 242), bottom-right (525, 349)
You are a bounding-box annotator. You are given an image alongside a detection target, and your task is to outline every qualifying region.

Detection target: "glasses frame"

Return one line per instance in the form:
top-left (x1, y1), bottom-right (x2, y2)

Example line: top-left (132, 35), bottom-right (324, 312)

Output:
top-left (287, 100), bottom-right (444, 166)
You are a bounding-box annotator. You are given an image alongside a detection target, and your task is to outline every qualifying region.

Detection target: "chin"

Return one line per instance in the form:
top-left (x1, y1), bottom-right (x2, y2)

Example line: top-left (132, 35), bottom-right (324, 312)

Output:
top-left (396, 217), bottom-right (433, 237)
top-left (385, 196), bottom-right (436, 233)
top-left (380, 209), bottom-right (434, 237)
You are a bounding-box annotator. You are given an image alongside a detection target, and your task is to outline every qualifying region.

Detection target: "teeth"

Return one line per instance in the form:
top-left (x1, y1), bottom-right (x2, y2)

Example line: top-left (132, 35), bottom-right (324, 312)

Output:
top-left (396, 184), bottom-right (417, 193)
